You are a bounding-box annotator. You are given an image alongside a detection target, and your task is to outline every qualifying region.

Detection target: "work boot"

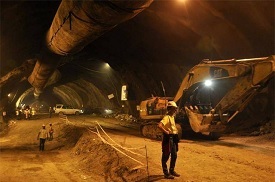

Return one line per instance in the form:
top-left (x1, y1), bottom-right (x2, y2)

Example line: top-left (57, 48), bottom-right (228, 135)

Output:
top-left (164, 173), bottom-right (174, 179)
top-left (170, 170), bottom-right (180, 177)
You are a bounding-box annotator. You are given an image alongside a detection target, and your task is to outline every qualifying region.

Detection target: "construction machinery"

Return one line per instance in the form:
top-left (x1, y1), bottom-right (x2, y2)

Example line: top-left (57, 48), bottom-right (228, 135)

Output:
top-left (139, 55), bottom-right (275, 140)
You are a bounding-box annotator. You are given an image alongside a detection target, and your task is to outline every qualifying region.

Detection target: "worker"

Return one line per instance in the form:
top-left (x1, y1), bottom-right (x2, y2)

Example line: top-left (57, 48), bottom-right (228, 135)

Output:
top-left (16, 108), bottom-right (21, 120)
top-left (25, 106), bottom-right (30, 120)
top-left (49, 107), bottom-right (53, 118)
top-left (37, 124), bottom-right (48, 151)
top-left (158, 101), bottom-right (180, 179)
top-left (2, 110), bottom-right (7, 122)
top-left (48, 123), bottom-right (54, 141)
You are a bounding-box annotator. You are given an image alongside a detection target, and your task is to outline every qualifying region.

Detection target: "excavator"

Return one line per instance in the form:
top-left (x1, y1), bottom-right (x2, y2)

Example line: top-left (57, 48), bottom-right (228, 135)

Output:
top-left (139, 55), bottom-right (275, 140)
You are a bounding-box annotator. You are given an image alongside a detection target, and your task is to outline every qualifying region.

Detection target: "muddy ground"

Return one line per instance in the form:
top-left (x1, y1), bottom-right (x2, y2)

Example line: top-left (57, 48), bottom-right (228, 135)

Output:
top-left (0, 114), bottom-right (274, 182)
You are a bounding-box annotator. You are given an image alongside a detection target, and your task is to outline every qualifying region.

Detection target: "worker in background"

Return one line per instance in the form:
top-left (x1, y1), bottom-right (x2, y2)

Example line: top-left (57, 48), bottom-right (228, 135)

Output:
top-left (25, 106), bottom-right (30, 120)
top-left (49, 107), bottom-right (53, 118)
top-left (48, 123), bottom-right (54, 141)
top-left (2, 110), bottom-right (7, 122)
top-left (16, 108), bottom-right (21, 120)
top-left (158, 101), bottom-right (180, 179)
top-left (37, 124), bottom-right (48, 151)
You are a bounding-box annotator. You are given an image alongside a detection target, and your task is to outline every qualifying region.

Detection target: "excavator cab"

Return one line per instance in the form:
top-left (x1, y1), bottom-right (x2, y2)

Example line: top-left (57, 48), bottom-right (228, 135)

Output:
top-left (176, 55), bottom-right (275, 139)
top-left (177, 79), bottom-right (234, 139)
top-left (139, 97), bottom-right (179, 139)
top-left (139, 97), bottom-right (173, 120)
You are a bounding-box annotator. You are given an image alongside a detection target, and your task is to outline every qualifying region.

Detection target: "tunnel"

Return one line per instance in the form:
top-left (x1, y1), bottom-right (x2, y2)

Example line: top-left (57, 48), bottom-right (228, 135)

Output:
top-left (0, 0), bottom-right (274, 126)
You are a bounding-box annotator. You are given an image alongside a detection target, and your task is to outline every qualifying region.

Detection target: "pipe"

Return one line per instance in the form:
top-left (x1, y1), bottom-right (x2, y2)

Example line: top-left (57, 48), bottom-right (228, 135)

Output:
top-left (28, 47), bottom-right (61, 97)
top-left (0, 59), bottom-right (36, 89)
top-left (28, 0), bottom-right (153, 96)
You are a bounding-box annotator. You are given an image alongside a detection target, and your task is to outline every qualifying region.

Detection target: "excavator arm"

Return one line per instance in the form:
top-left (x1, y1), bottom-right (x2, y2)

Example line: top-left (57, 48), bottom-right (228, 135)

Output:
top-left (174, 55), bottom-right (274, 135)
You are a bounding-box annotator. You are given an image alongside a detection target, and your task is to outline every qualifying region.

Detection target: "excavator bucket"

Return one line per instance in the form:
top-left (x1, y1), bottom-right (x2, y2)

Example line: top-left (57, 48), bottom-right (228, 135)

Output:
top-left (185, 106), bottom-right (227, 133)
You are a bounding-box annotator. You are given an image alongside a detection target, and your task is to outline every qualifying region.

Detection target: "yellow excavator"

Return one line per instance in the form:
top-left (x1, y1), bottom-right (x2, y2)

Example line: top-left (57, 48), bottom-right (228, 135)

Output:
top-left (139, 55), bottom-right (275, 140)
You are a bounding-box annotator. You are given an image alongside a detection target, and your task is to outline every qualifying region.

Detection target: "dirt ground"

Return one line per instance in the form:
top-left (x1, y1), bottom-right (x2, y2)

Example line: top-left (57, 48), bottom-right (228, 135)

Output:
top-left (0, 114), bottom-right (274, 182)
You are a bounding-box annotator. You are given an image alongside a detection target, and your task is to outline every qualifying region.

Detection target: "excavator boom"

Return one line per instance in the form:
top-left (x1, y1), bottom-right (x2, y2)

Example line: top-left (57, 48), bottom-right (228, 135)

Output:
top-left (176, 56), bottom-right (274, 135)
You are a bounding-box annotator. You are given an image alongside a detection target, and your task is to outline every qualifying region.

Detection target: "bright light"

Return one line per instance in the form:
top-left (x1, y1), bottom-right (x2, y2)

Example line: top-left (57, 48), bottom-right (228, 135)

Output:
top-left (204, 80), bottom-right (213, 87)
top-left (104, 63), bottom-right (110, 69)
top-left (8, 93), bottom-right (11, 97)
top-left (105, 109), bottom-right (113, 114)
top-left (177, 0), bottom-right (189, 4)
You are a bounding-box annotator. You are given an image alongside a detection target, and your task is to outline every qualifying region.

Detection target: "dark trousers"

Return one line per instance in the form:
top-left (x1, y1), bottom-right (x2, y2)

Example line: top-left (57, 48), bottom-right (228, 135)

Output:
top-left (39, 138), bottom-right (46, 151)
top-left (49, 133), bottom-right (53, 141)
top-left (161, 135), bottom-right (178, 174)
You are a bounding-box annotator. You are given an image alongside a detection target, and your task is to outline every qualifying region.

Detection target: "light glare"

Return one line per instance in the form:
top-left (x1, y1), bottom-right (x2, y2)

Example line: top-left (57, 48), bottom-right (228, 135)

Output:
top-left (204, 80), bottom-right (212, 87)
top-left (105, 63), bottom-right (110, 68)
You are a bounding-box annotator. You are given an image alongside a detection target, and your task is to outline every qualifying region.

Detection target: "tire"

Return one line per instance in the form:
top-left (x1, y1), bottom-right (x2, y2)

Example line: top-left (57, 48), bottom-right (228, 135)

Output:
top-left (75, 111), bottom-right (80, 115)
top-left (59, 112), bottom-right (64, 115)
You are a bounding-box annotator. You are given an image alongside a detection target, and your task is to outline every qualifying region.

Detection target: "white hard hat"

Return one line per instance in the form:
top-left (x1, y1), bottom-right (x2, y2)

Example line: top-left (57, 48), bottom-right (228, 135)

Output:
top-left (167, 101), bottom-right (177, 108)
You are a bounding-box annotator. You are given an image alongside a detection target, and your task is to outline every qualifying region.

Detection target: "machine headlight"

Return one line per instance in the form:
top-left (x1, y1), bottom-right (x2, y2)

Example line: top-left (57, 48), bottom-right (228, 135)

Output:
top-left (105, 109), bottom-right (113, 114)
top-left (204, 79), bottom-right (213, 87)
